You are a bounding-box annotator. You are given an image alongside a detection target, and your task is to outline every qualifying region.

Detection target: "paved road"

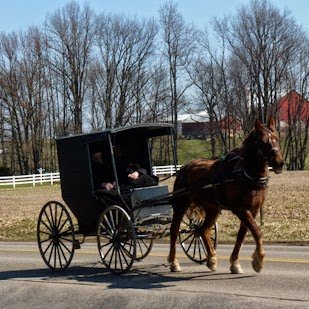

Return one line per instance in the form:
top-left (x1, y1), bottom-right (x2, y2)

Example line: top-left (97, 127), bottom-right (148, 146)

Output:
top-left (0, 242), bottom-right (308, 308)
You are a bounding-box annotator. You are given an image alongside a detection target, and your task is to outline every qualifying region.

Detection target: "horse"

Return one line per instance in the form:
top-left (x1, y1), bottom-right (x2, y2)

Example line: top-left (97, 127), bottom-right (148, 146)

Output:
top-left (168, 117), bottom-right (284, 274)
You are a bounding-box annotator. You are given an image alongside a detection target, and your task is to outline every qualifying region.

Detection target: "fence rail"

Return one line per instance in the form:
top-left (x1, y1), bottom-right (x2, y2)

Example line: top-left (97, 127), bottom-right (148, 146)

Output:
top-left (0, 172), bottom-right (60, 188)
top-left (152, 165), bottom-right (182, 176)
top-left (0, 165), bottom-right (182, 188)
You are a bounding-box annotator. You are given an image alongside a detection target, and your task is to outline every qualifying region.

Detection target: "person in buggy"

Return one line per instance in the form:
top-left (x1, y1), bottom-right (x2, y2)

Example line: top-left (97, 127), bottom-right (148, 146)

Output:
top-left (91, 149), bottom-right (158, 208)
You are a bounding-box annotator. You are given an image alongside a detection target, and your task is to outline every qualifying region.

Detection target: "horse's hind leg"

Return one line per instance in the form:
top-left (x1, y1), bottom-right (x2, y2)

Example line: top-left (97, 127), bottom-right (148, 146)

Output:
top-left (232, 209), bottom-right (264, 274)
top-left (200, 208), bottom-right (220, 272)
top-left (168, 203), bottom-right (187, 272)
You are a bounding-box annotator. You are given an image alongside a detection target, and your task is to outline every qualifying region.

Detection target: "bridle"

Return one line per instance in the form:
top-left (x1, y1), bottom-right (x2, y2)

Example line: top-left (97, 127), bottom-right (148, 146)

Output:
top-left (231, 128), bottom-right (280, 186)
top-left (254, 129), bottom-right (280, 163)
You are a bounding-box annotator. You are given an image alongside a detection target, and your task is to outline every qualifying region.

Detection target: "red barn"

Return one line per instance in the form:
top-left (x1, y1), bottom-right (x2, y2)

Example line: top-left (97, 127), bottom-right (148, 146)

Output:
top-left (277, 90), bottom-right (309, 128)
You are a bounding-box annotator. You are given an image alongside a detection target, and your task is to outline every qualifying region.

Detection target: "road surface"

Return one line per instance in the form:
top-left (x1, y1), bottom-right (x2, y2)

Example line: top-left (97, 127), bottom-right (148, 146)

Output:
top-left (0, 242), bottom-right (308, 308)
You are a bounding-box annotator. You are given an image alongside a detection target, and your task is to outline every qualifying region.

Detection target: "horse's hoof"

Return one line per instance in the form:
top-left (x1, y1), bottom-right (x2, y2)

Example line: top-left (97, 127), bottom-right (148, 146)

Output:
top-left (170, 262), bottom-right (182, 272)
top-left (252, 251), bottom-right (264, 273)
top-left (252, 258), bottom-right (263, 273)
top-left (207, 257), bottom-right (217, 272)
top-left (230, 264), bottom-right (243, 274)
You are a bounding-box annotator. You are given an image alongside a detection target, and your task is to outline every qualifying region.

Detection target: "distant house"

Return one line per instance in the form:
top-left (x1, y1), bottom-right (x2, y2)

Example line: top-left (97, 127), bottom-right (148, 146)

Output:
top-left (177, 111), bottom-right (209, 139)
top-left (277, 90), bottom-right (309, 128)
top-left (177, 111), bottom-right (241, 139)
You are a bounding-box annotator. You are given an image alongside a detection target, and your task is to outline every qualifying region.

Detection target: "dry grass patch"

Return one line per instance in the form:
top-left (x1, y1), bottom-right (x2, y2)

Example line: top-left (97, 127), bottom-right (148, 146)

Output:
top-left (0, 172), bottom-right (308, 242)
top-left (0, 185), bottom-right (63, 240)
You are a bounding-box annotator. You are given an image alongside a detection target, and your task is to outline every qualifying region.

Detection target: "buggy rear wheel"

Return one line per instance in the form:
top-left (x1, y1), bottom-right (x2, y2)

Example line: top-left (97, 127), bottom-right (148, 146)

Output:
top-left (97, 205), bottom-right (136, 274)
top-left (37, 201), bottom-right (75, 270)
top-left (179, 213), bottom-right (218, 264)
top-left (135, 231), bottom-right (153, 261)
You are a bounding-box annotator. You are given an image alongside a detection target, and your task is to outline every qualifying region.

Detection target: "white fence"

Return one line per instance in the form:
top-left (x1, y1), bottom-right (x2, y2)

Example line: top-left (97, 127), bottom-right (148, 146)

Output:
top-left (0, 165), bottom-right (182, 188)
top-left (152, 165), bottom-right (182, 176)
top-left (0, 172), bottom-right (60, 188)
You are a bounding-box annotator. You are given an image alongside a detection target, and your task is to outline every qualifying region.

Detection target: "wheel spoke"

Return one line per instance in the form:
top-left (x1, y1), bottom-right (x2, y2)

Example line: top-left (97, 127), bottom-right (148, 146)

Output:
top-left (40, 219), bottom-right (53, 234)
top-left (48, 204), bottom-right (56, 229)
top-left (47, 242), bottom-right (55, 265)
top-left (42, 239), bottom-right (53, 255)
top-left (103, 215), bottom-right (114, 235)
top-left (181, 230), bottom-right (195, 244)
top-left (56, 207), bottom-right (64, 230)
top-left (43, 209), bottom-right (54, 231)
top-left (58, 242), bottom-right (69, 265)
top-left (58, 238), bottom-right (73, 254)
top-left (137, 239), bottom-right (146, 255)
top-left (108, 246), bottom-right (116, 268)
top-left (38, 230), bottom-right (52, 237)
top-left (118, 245), bottom-right (130, 269)
top-left (57, 218), bottom-right (70, 234)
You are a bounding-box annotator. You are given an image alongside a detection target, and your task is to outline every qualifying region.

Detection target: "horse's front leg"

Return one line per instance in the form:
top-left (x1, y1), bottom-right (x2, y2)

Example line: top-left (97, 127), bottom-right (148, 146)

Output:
top-left (234, 209), bottom-right (264, 273)
top-left (230, 222), bottom-right (247, 274)
top-left (168, 205), bottom-right (186, 272)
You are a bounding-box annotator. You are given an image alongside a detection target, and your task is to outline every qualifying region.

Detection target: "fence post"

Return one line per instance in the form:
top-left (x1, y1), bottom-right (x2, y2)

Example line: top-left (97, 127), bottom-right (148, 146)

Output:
top-left (51, 173), bottom-right (54, 185)
top-left (13, 176), bottom-right (15, 188)
top-left (32, 174), bottom-right (35, 186)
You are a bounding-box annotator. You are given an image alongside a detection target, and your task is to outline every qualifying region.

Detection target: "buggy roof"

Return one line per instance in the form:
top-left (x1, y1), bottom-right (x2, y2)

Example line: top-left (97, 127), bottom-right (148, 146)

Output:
top-left (56, 123), bottom-right (174, 143)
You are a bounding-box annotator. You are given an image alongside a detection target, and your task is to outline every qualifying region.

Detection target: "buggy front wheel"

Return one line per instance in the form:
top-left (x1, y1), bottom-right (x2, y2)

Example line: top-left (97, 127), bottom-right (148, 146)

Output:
top-left (37, 201), bottom-right (75, 270)
top-left (179, 213), bottom-right (218, 264)
top-left (97, 205), bottom-right (136, 274)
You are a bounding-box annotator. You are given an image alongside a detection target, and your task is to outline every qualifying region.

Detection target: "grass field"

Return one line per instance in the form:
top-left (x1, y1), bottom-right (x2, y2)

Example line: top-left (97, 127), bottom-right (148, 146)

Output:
top-left (0, 171), bottom-right (308, 243)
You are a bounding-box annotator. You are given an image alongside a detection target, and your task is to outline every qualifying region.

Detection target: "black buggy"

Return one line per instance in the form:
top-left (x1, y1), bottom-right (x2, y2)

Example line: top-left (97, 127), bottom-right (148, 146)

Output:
top-left (37, 123), bottom-right (218, 274)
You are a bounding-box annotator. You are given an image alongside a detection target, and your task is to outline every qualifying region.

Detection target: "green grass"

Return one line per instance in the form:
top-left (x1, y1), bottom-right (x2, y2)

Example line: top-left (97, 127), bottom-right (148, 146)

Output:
top-left (177, 139), bottom-right (212, 164)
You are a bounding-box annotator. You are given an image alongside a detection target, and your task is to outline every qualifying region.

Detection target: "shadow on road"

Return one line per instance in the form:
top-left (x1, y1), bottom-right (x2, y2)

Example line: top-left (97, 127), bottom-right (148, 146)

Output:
top-left (0, 262), bottom-right (256, 289)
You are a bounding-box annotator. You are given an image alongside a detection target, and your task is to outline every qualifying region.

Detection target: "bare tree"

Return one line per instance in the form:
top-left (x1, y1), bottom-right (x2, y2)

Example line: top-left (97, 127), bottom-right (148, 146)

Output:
top-left (214, 0), bottom-right (304, 124)
top-left (0, 31), bottom-right (30, 174)
top-left (89, 13), bottom-right (158, 128)
top-left (189, 29), bottom-right (240, 157)
top-left (159, 0), bottom-right (196, 161)
top-left (0, 28), bottom-right (48, 174)
top-left (143, 63), bottom-right (171, 123)
top-left (45, 1), bottom-right (96, 134)
top-left (281, 39), bottom-right (309, 170)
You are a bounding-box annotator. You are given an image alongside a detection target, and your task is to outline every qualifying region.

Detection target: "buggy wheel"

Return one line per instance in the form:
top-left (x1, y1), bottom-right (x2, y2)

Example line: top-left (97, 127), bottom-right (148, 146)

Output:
top-left (37, 201), bottom-right (75, 270)
top-left (179, 213), bottom-right (218, 264)
top-left (97, 205), bottom-right (136, 274)
top-left (135, 231), bottom-right (153, 261)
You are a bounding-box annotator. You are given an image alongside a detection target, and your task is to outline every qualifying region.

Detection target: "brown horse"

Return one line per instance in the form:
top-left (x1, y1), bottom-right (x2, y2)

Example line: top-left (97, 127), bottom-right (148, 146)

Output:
top-left (168, 117), bottom-right (284, 274)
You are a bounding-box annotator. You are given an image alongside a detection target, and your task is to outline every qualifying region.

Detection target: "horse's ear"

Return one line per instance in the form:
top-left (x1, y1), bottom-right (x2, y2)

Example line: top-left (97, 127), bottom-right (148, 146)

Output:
top-left (267, 116), bottom-right (276, 132)
top-left (254, 119), bottom-right (263, 132)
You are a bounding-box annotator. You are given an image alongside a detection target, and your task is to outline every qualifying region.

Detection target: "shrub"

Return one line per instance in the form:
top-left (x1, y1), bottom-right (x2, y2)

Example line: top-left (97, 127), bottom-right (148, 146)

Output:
top-left (0, 165), bottom-right (12, 176)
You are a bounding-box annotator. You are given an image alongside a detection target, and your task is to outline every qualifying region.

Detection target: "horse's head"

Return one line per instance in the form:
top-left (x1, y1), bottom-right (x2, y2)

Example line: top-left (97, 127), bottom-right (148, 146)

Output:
top-left (252, 117), bottom-right (284, 174)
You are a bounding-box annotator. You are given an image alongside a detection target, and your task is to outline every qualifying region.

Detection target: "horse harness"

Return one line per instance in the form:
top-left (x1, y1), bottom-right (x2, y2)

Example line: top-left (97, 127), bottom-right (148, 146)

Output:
top-left (207, 154), bottom-right (270, 210)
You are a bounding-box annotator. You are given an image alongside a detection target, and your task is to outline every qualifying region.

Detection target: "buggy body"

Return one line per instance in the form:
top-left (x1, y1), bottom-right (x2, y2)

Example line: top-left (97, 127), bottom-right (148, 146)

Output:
top-left (56, 123), bottom-right (176, 234)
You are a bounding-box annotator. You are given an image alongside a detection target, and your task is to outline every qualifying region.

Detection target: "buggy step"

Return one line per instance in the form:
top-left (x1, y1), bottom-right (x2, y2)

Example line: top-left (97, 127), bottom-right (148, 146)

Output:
top-left (73, 240), bottom-right (81, 249)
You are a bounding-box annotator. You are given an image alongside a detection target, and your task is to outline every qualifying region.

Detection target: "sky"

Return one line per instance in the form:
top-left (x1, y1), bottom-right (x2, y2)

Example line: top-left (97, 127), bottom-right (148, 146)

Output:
top-left (0, 0), bottom-right (308, 33)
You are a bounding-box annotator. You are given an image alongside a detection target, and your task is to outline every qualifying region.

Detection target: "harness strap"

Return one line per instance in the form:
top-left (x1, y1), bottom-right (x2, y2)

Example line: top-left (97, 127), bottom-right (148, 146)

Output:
top-left (243, 170), bottom-right (270, 186)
